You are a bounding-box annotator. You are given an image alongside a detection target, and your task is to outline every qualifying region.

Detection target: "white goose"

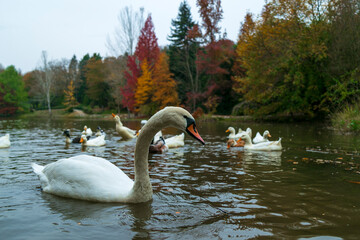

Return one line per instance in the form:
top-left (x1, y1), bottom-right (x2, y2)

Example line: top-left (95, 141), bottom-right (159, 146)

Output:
top-left (239, 132), bottom-right (282, 151)
top-left (226, 127), bottom-right (237, 140)
top-left (234, 127), bottom-right (252, 140)
top-left (112, 113), bottom-right (136, 140)
top-left (82, 125), bottom-right (93, 137)
top-left (0, 134), bottom-right (10, 148)
top-left (31, 107), bottom-right (205, 203)
top-left (165, 133), bottom-right (185, 148)
top-left (80, 134), bottom-right (106, 147)
top-left (253, 130), bottom-right (271, 144)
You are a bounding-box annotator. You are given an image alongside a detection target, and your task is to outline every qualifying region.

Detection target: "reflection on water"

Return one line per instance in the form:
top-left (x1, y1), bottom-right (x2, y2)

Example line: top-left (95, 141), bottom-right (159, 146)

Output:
top-left (1, 118), bottom-right (360, 239)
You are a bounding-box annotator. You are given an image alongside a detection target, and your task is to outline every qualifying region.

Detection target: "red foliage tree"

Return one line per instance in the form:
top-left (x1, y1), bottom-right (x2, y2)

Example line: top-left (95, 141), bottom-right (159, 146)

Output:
top-left (134, 15), bottom-right (160, 68)
top-left (121, 56), bottom-right (140, 112)
top-left (196, 0), bottom-right (223, 43)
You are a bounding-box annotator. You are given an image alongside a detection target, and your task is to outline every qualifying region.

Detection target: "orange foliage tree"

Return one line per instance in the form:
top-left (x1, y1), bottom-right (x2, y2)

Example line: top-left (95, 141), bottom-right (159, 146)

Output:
top-left (152, 52), bottom-right (179, 109)
top-left (135, 60), bottom-right (153, 113)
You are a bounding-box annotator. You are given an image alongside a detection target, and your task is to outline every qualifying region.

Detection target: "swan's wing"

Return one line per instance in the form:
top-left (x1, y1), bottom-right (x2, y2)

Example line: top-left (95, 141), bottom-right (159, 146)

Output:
top-left (166, 133), bottom-right (185, 148)
top-left (253, 132), bottom-right (263, 143)
top-left (124, 127), bottom-right (136, 135)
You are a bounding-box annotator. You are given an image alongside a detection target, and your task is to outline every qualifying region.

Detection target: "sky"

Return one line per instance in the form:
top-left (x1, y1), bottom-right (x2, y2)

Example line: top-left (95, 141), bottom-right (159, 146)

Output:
top-left (0, 0), bottom-right (265, 74)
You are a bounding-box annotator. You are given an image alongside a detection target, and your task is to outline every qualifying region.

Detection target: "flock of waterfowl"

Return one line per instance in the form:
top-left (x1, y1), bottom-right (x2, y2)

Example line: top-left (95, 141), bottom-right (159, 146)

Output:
top-left (0, 106), bottom-right (283, 203)
top-left (226, 126), bottom-right (282, 151)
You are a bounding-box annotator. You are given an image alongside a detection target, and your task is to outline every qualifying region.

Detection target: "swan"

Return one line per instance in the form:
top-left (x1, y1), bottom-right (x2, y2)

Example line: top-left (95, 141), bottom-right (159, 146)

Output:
top-left (31, 107), bottom-right (205, 203)
top-left (80, 134), bottom-right (106, 147)
top-left (253, 130), bottom-right (271, 144)
top-left (63, 130), bottom-right (90, 144)
top-left (226, 127), bottom-right (237, 140)
top-left (165, 133), bottom-right (185, 148)
top-left (82, 125), bottom-right (93, 137)
top-left (238, 132), bottom-right (282, 151)
top-left (0, 134), bottom-right (10, 148)
top-left (112, 113), bottom-right (136, 140)
top-left (234, 127), bottom-right (252, 140)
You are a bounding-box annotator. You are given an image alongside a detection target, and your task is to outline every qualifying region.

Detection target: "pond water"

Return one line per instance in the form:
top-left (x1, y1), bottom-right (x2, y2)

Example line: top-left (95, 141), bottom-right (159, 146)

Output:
top-left (1, 116), bottom-right (360, 239)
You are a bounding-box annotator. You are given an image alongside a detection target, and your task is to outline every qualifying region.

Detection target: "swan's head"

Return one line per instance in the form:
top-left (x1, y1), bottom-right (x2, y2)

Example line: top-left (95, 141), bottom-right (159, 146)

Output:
top-left (63, 129), bottom-right (71, 138)
top-left (226, 127), bottom-right (235, 134)
top-left (79, 134), bottom-right (87, 143)
top-left (112, 113), bottom-right (121, 122)
top-left (238, 132), bottom-right (251, 143)
top-left (155, 107), bottom-right (205, 145)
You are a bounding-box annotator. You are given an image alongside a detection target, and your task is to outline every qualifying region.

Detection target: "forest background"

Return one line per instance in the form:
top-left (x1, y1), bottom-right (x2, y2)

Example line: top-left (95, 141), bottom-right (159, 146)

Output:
top-left (1, 0), bottom-right (359, 127)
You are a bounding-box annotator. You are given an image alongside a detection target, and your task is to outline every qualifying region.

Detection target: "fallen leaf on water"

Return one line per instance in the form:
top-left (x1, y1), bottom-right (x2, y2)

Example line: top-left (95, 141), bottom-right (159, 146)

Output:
top-left (337, 157), bottom-right (343, 160)
top-left (293, 162), bottom-right (298, 165)
top-left (175, 212), bottom-right (181, 214)
top-left (302, 158), bottom-right (309, 161)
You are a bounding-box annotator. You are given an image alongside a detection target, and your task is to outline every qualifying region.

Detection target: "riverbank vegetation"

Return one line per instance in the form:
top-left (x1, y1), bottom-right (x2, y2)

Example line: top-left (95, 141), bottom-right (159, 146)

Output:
top-left (1, 0), bottom-right (359, 131)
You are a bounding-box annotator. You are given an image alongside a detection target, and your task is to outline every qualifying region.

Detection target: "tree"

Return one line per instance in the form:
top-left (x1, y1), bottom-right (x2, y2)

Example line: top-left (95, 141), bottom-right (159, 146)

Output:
top-left (168, 0), bottom-right (199, 106)
top-left (63, 80), bottom-right (78, 108)
top-left (135, 60), bottom-right (153, 113)
top-left (106, 6), bottom-right (145, 56)
top-left (152, 52), bottom-right (179, 109)
top-left (121, 55), bottom-right (140, 113)
top-left (0, 66), bottom-right (28, 115)
top-left (35, 51), bottom-right (54, 115)
top-left (134, 15), bottom-right (160, 68)
top-left (196, 0), bottom-right (223, 43)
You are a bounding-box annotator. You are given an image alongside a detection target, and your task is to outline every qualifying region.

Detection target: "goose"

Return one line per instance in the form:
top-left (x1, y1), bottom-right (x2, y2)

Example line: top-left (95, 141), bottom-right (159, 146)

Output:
top-left (149, 136), bottom-right (168, 154)
top-left (80, 134), bottom-right (106, 147)
top-left (95, 126), bottom-right (105, 137)
top-left (226, 127), bottom-right (237, 140)
top-left (253, 130), bottom-right (271, 144)
top-left (112, 113), bottom-right (136, 140)
top-left (31, 107), bottom-right (205, 203)
top-left (0, 134), bottom-right (10, 148)
top-left (234, 127), bottom-right (252, 140)
top-left (165, 133), bottom-right (185, 148)
top-left (82, 125), bottom-right (93, 137)
top-left (63, 130), bottom-right (90, 144)
top-left (238, 132), bottom-right (282, 151)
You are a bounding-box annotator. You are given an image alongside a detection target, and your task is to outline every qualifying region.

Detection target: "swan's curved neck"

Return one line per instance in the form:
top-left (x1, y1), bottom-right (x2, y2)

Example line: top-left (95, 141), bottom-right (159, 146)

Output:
top-left (116, 118), bottom-right (123, 127)
top-left (131, 112), bottom-right (168, 201)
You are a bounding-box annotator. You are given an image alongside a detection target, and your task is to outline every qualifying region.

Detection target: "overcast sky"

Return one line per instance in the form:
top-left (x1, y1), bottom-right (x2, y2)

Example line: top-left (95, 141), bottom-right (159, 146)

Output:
top-left (0, 0), bottom-right (265, 74)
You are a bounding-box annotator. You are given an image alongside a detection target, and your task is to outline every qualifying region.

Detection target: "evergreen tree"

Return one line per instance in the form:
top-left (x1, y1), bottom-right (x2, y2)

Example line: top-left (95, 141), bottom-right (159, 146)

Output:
top-left (167, 0), bottom-right (199, 105)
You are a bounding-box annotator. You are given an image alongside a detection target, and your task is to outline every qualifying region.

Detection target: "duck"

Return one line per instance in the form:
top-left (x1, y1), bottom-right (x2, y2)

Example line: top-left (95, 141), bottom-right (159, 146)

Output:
top-left (238, 132), bottom-right (282, 151)
top-left (112, 113), bottom-right (136, 140)
top-left (253, 130), bottom-right (271, 144)
top-left (227, 138), bottom-right (245, 149)
top-left (0, 134), bottom-right (10, 148)
top-left (165, 133), bottom-right (185, 148)
top-left (149, 136), bottom-right (168, 154)
top-left (234, 127), bottom-right (252, 140)
top-left (95, 126), bottom-right (106, 137)
top-left (226, 127), bottom-right (237, 140)
top-left (82, 125), bottom-right (93, 137)
top-left (31, 107), bottom-right (205, 203)
top-left (80, 134), bottom-right (106, 147)
top-left (63, 130), bottom-right (90, 144)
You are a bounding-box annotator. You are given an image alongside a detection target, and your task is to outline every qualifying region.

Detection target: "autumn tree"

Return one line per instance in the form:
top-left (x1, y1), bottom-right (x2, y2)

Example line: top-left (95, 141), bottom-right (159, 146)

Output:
top-left (135, 60), bottom-right (153, 114)
top-left (121, 55), bottom-right (140, 113)
top-left (63, 80), bottom-right (78, 108)
top-left (152, 52), bottom-right (179, 109)
top-left (196, 0), bottom-right (223, 43)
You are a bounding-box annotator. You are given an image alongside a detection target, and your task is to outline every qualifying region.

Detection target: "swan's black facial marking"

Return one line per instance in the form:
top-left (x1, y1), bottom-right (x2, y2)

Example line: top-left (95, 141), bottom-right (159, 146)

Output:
top-left (184, 116), bottom-right (205, 145)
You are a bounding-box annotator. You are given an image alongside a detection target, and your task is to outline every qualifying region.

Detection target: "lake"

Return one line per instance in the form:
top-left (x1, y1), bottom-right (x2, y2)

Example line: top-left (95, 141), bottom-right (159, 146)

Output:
top-left (1, 117), bottom-right (360, 239)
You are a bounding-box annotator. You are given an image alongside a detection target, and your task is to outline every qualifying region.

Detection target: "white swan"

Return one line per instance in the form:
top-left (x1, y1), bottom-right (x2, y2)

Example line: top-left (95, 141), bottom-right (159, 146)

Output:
top-left (239, 132), bottom-right (282, 151)
top-left (234, 127), bottom-right (252, 140)
top-left (31, 107), bottom-right (205, 203)
top-left (82, 125), bottom-right (93, 137)
top-left (80, 134), bottom-right (106, 147)
top-left (253, 130), bottom-right (271, 144)
top-left (0, 134), bottom-right (10, 148)
top-left (165, 133), bottom-right (185, 148)
top-left (112, 113), bottom-right (136, 140)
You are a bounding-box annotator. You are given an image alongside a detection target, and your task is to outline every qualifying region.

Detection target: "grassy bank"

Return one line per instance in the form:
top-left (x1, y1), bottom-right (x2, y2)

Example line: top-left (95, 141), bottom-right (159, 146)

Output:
top-left (331, 103), bottom-right (360, 133)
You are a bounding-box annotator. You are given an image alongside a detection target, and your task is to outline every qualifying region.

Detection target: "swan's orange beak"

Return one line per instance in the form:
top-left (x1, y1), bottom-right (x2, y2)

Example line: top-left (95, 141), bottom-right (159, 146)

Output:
top-left (186, 124), bottom-right (205, 145)
top-left (80, 137), bottom-right (84, 143)
top-left (268, 134), bottom-right (272, 138)
top-left (236, 138), bottom-right (242, 143)
top-left (112, 113), bottom-right (116, 118)
top-left (225, 129), bottom-right (229, 132)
